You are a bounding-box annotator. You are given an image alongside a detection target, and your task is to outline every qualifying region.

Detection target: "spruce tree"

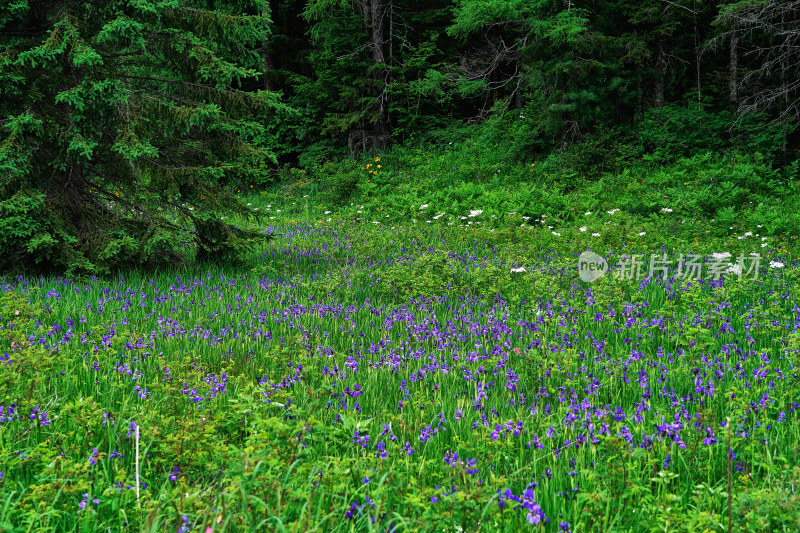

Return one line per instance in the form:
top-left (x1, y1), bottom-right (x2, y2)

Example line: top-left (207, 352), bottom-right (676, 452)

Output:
top-left (0, 0), bottom-right (277, 275)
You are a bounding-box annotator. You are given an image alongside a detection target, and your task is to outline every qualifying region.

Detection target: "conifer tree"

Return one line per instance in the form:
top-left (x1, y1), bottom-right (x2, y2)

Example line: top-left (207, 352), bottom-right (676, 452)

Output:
top-left (714, 0), bottom-right (800, 122)
top-left (0, 0), bottom-right (277, 274)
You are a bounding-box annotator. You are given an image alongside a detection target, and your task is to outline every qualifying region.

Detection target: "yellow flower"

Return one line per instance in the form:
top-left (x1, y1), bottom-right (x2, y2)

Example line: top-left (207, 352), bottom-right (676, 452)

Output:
top-left (375, 157), bottom-right (380, 162)
top-left (377, 165), bottom-right (382, 169)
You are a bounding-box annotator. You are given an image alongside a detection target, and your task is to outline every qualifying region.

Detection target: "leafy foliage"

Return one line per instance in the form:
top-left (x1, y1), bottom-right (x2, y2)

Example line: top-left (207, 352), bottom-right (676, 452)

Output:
top-left (640, 105), bottom-right (791, 165)
top-left (0, 196), bottom-right (797, 530)
top-left (0, 0), bottom-right (278, 275)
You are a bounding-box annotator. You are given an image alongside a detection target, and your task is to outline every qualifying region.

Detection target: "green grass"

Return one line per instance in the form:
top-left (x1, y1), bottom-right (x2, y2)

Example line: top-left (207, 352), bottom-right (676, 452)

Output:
top-left (1, 153), bottom-right (799, 532)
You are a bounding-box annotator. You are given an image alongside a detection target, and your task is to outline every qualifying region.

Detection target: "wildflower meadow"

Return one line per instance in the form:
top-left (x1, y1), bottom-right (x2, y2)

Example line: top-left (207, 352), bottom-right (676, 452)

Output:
top-left (1, 2), bottom-right (799, 530)
top-left (1, 185), bottom-right (798, 532)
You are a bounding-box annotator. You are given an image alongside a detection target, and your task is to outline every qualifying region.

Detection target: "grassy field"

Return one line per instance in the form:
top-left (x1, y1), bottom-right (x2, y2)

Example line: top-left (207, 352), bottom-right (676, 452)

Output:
top-left (1, 162), bottom-right (799, 532)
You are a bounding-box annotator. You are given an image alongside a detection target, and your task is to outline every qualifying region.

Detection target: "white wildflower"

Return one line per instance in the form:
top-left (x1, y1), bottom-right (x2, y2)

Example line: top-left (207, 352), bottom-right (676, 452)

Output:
top-left (769, 261), bottom-right (784, 269)
top-left (660, 207), bottom-right (673, 213)
top-left (579, 226), bottom-right (587, 232)
top-left (468, 209), bottom-right (483, 217)
top-left (510, 267), bottom-right (527, 273)
top-left (591, 233), bottom-right (600, 237)
top-left (419, 204), bottom-right (429, 210)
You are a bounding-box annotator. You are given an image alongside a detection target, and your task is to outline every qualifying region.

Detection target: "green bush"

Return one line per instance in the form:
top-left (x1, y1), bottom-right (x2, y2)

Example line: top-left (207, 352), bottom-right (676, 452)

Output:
top-left (640, 105), bottom-right (789, 165)
top-left (317, 161), bottom-right (362, 205)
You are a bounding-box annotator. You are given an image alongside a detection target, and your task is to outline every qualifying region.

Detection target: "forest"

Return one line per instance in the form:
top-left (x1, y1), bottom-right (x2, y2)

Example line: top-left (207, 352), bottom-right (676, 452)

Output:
top-left (0, 0), bottom-right (798, 272)
top-left (0, 1), bottom-right (799, 532)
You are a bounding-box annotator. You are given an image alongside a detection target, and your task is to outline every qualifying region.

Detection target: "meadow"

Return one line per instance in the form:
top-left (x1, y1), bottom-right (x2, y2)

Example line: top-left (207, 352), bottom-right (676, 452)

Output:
top-left (1, 154), bottom-right (799, 533)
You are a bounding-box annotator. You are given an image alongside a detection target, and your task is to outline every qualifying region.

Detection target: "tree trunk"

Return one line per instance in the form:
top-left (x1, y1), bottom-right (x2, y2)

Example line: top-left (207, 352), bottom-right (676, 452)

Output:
top-left (369, 0), bottom-right (387, 135)
top-left (634, 75), bottom-right (644, 124)
top-left (370, 0), bottom-right (384, 66)
top-left (653, 40), bottom-right (666, 109)
top-left (694, 1), bottom-right (701, 111)
top-left (729, 35), bottom-right (738, 104)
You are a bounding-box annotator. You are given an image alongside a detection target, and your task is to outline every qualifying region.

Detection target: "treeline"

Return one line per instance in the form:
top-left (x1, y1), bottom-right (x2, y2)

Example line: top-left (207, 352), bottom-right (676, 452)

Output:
top-left (260, 0), bottom-right (799, 166)
top-left (0, 1), bottom-right (797, 275)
